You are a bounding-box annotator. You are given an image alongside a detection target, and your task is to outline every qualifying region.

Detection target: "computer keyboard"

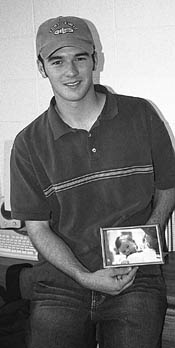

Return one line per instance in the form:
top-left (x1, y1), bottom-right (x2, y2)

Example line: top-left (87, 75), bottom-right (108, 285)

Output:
top-left (0, 229), bottom-right (38, 261)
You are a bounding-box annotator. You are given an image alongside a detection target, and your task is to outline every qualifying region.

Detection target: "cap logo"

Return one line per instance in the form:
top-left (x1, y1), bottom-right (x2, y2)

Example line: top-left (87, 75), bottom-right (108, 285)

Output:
top-left (49, 20), bottom-right (78, 35)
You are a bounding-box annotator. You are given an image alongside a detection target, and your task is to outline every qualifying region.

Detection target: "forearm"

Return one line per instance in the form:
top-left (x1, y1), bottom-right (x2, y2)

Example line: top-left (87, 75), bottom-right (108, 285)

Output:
top-left (147, 187), bottom-right (175, 232)
top-left (26, 220), bottom-right (89, 284)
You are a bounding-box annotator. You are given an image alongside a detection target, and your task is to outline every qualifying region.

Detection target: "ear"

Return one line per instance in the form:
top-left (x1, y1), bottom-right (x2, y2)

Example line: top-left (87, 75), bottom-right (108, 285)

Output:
top-left (37, 59), bottom-right (48, 78)
top-left (92, 51), bottom-right (98, 71)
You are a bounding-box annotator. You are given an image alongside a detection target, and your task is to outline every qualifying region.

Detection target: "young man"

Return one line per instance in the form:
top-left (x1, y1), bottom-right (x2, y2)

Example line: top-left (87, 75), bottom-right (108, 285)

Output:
top-left (10, 16), bottom-right (175, 348)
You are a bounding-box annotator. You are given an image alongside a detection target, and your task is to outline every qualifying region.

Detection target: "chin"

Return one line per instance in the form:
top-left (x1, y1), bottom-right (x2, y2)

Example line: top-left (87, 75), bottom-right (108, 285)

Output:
top-left (63, 91), bottom-right (89, 102)
top-left (63, 82), bottom-right (93, 101)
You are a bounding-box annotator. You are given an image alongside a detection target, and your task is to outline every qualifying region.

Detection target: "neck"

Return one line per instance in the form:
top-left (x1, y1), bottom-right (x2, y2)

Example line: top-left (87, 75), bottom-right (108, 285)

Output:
top-left (55, 88), bottom-right (106, 131)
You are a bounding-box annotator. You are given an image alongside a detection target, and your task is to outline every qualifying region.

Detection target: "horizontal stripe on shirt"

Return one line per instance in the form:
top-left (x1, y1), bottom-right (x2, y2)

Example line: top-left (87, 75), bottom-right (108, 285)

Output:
top-left (43, 164), bottom-right (153, 197)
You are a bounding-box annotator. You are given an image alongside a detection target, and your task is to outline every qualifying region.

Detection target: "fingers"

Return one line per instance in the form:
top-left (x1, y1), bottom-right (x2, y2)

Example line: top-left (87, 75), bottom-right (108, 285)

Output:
top-left (109, 267), bottom-right (138, 295)
top-left (121, 266), bottom-right (138, 283)
top-left (119, 277), bottom-right (135, 292)
top-left (121, 260), bottom-right (129, 265)
top-left (109, 266), bottom-right (136, 277)
top-left (110, 267), bottom-right (131, 276)
top-left (87, 266), bottom-right (138, 295)
top-left (116, 275), bottom-right (123, 280)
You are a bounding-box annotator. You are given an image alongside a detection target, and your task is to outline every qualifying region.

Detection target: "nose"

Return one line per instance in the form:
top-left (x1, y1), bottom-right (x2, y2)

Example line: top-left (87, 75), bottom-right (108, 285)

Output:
top-left (65, 61), bottom-right (78, 76)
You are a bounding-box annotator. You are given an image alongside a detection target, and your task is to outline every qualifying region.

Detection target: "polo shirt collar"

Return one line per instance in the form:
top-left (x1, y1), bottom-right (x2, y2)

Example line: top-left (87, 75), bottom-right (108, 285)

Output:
top-left (48, 98), bottom-right (72, 140)
top-left (95, 84), bottom-right (118, 121)
top-left (48, 84), bottom-right (119, 140)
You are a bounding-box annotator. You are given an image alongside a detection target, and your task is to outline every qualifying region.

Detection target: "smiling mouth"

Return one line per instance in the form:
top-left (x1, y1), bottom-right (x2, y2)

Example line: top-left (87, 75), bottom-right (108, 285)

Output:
top-left (64, 81), bottom-right (81, 88)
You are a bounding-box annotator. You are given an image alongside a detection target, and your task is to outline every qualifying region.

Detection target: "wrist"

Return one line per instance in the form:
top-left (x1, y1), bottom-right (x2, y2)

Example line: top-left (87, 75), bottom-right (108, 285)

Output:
top-left (76, 269), bottom-right (93, 289)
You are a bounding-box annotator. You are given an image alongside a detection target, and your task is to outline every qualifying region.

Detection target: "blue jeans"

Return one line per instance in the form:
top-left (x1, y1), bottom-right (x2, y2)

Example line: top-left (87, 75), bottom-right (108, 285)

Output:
top-left (26, 266), bottom-right (167, 348)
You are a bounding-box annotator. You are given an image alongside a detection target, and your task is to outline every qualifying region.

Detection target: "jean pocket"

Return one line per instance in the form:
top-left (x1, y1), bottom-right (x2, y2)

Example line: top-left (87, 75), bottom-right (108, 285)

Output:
top-left (32, 281), bottom-right (91, 309)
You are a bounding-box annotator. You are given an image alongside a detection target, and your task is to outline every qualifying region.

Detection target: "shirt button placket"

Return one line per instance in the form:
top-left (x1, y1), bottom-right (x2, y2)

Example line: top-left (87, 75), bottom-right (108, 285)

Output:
top-left (87, 132), bottom-right (98, 158)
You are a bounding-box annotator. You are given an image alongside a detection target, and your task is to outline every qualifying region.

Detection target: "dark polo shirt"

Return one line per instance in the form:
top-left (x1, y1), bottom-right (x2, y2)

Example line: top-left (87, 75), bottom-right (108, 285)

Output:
top-left (11, 85), bottom-right (175, 276)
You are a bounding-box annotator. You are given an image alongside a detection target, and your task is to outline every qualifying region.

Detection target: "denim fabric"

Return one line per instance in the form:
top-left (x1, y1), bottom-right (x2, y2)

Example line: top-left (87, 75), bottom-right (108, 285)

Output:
top-left (26, 267), bottom-right (167, 348)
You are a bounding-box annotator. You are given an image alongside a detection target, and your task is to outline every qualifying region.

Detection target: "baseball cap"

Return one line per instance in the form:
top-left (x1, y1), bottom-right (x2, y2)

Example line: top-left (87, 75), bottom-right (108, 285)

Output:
top-left (36, 16), bottom-right (95, 59)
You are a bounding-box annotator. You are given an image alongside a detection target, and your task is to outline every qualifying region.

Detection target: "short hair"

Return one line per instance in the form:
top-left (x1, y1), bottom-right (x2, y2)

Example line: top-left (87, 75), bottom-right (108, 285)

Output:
top-left (115, 234), bottom-right (134, 250)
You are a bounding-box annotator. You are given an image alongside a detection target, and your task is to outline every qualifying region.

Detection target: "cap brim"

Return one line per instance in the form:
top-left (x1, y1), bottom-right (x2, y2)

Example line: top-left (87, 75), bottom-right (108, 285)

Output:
top-left (40, 38), bottom-right (94, 59)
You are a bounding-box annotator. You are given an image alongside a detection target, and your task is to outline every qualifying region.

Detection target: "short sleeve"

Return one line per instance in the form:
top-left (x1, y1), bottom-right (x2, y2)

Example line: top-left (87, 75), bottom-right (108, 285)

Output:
top-left (146, 101), bottom-right (175, 189)
top-left (10, 136), bottom-right (50, 221)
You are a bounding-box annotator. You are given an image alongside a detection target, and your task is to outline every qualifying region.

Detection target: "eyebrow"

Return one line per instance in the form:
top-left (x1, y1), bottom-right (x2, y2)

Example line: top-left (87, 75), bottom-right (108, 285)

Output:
top-left (47, 52), bottom-right (90, 62)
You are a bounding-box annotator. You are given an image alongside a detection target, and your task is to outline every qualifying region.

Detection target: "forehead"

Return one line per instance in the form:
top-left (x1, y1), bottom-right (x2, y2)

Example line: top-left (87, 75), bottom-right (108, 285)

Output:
top-left (120, 239), bottom-right (132, 248)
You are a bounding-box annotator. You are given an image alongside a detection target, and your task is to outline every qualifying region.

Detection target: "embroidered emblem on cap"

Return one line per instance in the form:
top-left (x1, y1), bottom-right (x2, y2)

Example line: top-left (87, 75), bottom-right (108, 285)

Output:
top-left (49, 20), bottom-right (78, 35)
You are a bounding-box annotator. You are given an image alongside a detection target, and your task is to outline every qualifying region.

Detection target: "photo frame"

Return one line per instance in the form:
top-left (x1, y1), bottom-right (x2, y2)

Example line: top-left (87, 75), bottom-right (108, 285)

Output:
top-left (100, 224), bottom-right (164, 268)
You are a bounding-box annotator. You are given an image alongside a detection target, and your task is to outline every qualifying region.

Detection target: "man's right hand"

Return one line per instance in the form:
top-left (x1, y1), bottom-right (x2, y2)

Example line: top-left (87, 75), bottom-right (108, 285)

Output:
top-left (25, 220), bottom-right (138, 296)
top-left (80, 266), bottom-right (138, 295)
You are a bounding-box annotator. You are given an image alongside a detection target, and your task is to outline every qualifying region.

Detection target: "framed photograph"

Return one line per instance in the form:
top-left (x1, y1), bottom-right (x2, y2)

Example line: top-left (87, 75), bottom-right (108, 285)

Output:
top-left (100, 224), bottom-right (164, 268)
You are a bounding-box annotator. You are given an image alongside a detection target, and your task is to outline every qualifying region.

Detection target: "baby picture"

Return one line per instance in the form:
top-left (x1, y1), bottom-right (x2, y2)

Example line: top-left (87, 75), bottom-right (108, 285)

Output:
top-left (100, 225), bottom-right (164, 268)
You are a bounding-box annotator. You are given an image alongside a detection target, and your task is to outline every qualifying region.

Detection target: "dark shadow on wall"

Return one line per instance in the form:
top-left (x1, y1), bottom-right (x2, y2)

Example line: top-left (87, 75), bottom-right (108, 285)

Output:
top-left (148, 100), bottom-right (175, 151)
top-left (84, 18), bottom-right (104, 84)
top-left (84, 19), bottom-right (175, 151)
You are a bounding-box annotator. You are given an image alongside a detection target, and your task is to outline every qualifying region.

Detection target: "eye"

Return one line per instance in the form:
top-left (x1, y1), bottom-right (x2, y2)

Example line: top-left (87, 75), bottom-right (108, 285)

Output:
top-left (52, 60), bottom-right (63, 66)
top-left (75, 56), bottom-right (88, 62)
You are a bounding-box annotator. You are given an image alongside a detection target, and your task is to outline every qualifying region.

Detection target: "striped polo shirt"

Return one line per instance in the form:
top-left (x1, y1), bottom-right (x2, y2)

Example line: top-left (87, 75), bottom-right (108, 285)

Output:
top-left (11, 85), bottom-right (175, 271)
